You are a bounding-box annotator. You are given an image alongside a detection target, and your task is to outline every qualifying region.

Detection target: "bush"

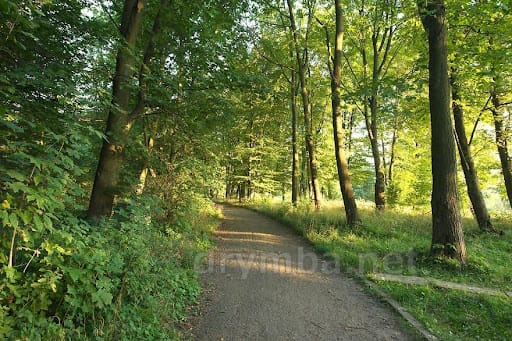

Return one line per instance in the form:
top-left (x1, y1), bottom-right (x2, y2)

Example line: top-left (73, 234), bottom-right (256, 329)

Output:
top-left (1, 193), bottom-right (216, 339)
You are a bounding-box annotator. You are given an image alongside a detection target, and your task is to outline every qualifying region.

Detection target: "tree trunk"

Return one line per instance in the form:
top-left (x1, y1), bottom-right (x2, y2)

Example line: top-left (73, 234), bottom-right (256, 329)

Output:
top-left (286, 0), bottom-right (321, 209)
top-left (451, 69), bottom-right (494, 231)
top-left (329, 0), bottom-right (360, 226)
top-left (368, 93), bottom-right (386, 210)
top-left (358, 1), bottom-right (395, 211)
top-left (388, 126), bottom-right (397, 184)
top-left (419, 0), bottom-right (466, 262)
top-left (136, 116), bottom-right (158, 195)
top-left (87, 0), bottom-right (169, 221)
top-left (346, 109), bottom-right (355, 167)
top-left (291, 69), bottom-right (299, 205)
top-left (491, 90), bottom-right (512, 209)
top-left (87, 0), bottom-right (146, 221)
top-left (300, 147), bottom-right (309, 198)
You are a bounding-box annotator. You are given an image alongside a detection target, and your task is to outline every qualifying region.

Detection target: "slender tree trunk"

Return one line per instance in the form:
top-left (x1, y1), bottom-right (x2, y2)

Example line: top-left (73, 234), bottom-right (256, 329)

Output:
top-left (491, 90), bottom-right (512, 209)
top-left (346, 109), bottom-right (355, 167)
top-left (388, 126), bottom-right (397, 184)
top-left (87, 0), bottom-right (146, 220)
top-left (451, 69), bottom-right (494, 231)
top-left (136, 117), bottom-right (158, 195)
top-left (225, 170), bottom-right (232, 199)
top-left (357, 1), bottom-right (395, 211)
top-left (300, 147), bottom-right (309, 198)
top-left (369, 96), bottom-right (386, 209)
top-left (291, 70), bottom-right (299, 205)
top-left (247, 115), bottom-right (254, 200)
top-left (329, 0), bottom-right (360, 225)
top-left (419, 0), bottom-right (466, 262)
top-left (286, 0), bottom-right (321, 209)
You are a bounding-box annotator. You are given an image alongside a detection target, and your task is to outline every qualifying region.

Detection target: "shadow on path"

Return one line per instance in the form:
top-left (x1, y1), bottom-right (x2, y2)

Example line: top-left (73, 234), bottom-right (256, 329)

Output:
top-left (189, 205), bottom-right (414, 340)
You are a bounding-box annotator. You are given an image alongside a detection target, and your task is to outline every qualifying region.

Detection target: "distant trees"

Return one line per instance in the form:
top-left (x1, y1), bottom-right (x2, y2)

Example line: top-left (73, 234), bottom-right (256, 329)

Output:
top-left (286, 0), bottom-right (322, 210)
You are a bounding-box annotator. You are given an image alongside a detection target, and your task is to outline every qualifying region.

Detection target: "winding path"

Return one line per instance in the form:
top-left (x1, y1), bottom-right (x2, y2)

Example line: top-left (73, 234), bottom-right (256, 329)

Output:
top-left (189, 205), bottom-right (415, 340)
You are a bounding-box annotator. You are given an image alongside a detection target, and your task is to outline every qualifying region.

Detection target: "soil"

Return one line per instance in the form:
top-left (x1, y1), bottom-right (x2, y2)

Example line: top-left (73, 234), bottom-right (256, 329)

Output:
top-left (187, 205), bottom-right (416, 340)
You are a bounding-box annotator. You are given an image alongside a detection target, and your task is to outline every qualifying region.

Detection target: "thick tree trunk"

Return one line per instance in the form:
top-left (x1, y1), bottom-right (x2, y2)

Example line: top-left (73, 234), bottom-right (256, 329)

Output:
top-left (491, 90), bottom-right (512, 209)
top-left (420, 0), bottom-right (466, 261)
top-left (451, 69), bottom-right (494, 231)
top-left (286, 0), bottom-right (321, 209)
top-left (87, 0), bottom-right (146, 220)
top-left (330, 0), bottom-right (360, 226)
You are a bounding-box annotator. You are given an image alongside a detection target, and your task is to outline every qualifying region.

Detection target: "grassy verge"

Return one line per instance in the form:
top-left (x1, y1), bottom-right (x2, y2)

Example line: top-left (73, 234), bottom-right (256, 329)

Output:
top-left (243, 199), bottom-right (512, 340)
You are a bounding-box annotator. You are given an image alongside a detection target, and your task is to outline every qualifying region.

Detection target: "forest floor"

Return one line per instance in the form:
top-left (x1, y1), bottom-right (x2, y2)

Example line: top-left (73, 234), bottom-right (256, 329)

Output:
top-left (186, 205), bottom-right (418, 340)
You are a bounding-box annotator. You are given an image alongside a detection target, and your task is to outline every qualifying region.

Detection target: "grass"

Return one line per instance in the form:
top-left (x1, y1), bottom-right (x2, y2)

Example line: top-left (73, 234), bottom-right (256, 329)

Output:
top-left (243, 198), bottom-right (512, 340)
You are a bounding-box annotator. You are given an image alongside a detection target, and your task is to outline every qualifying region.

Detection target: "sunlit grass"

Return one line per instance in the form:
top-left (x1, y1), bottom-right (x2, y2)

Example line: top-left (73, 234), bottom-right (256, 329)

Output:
top-left (243, 198), bottom-right (512, 340)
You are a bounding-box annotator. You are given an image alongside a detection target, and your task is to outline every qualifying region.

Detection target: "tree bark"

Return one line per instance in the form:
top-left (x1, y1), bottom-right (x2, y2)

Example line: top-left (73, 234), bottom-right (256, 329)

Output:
top-left (291, 69), bottom-right (299, 205)
top-left (388, 125), bottom-right (397, 184)
top-left (451, 68), bottom-right (494, 231)
top-left (368, 96), bottom-right (386, 210)
top-left (346, 109), bottom-right (355, 167)
top-left (490, 90), bottom-right (512, 209)
top-left (286, 0), bottom-right (321, 209)
top-left (87, 0), bottom-right (146, 220)
top-left (87, 0), bottom-right (168, 221)
top-left (300, 147), bottom-right (309, 198)
top-left (419, 0), bottom-right (466, 262)
top-left (328, 0), bottom-right (360, 226)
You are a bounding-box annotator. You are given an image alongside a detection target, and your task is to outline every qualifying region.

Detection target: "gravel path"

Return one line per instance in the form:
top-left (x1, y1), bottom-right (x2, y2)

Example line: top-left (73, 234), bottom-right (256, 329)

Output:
top-left (188, 205), bottom-right (415, 340)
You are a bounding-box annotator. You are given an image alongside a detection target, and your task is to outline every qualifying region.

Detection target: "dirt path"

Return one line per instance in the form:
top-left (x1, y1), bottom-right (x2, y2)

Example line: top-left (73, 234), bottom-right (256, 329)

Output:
top-left (188, 205), bottom-right (415, 340)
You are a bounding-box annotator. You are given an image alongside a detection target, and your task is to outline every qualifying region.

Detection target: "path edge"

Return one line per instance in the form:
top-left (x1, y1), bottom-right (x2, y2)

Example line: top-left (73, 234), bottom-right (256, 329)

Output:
top-left (361, 278), bottom-right (438, 341)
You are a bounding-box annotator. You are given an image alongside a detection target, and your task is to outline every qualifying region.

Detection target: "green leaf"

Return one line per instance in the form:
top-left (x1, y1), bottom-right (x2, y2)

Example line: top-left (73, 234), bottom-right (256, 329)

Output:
top-left (43, 215), bottom-right (53, 230)
top-left (33, 215), bottom-right (43, 231)
top-left (0, 210), bottom-right (8, 225)
top-left (67, 268), bottom-right (83, 282)
top-left (91, 289), bottom-right (113, 308)
top-left (19, 210), bottom-right (32, 225)
top-left (8, 213), bottom-right (18, 229)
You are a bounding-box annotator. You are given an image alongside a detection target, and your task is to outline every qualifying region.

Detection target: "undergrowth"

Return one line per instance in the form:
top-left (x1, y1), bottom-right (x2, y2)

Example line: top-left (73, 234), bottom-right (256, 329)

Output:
top-left (244, 198), bottom-right (512, 340)
top-left (0, 194), bottom-right (219, 340)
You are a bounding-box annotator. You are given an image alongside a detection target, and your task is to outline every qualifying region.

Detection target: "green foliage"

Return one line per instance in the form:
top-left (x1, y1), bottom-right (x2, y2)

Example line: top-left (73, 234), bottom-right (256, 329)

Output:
top-left (1, 192), bottom-right (218, 339)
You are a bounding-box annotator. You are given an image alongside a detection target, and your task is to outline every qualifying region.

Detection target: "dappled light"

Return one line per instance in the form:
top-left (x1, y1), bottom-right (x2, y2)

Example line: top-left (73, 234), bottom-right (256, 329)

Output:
top-left (1, 0), bottom-right (511, 339)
